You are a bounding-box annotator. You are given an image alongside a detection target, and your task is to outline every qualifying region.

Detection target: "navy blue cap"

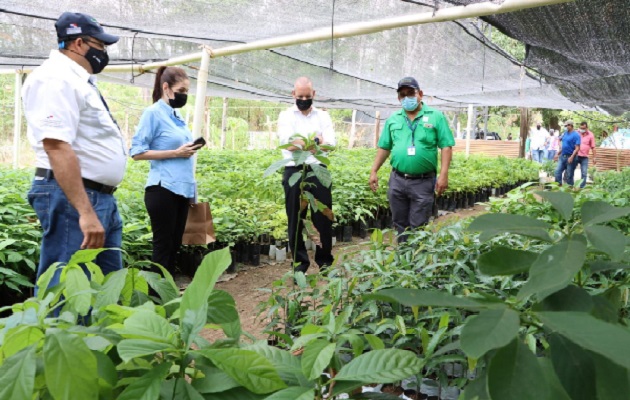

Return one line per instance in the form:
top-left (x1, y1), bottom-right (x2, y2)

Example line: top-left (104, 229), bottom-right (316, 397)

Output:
top-left (55, 12), bottom-right (119, 45)
top-left (397, 77), bottom-right (420, 92)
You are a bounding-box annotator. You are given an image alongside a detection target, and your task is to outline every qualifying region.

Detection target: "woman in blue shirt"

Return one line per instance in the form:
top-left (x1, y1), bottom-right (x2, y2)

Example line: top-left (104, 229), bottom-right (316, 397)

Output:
top-left (130, 66), bottom-right (200, 274)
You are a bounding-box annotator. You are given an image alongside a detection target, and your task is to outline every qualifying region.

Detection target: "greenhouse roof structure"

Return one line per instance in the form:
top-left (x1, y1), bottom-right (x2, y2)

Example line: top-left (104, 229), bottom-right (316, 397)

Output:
top-left (0, 0), bottom-right (627, 114)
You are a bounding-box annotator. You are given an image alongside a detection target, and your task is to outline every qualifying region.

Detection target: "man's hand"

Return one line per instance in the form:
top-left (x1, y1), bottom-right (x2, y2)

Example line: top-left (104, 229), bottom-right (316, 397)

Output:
top-left (568, 156), bottom-right (574, 164)
top-left (79, 212), bottom-right (105, 249)
top-left (369, 171), bottom-right (379, 192)
top-left (435, 174), bottom-right (448, 196)
top-left (554, 154), bottom-right (559, 162)
top-left (592, 157), bottom-right (596, 166)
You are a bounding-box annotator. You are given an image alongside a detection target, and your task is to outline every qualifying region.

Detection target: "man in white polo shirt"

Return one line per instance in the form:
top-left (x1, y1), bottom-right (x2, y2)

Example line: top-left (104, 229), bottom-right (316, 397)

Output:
top-left (277, 77), bottom-right (336, 274)
top-left (22, 12), bottom-right (127, 289)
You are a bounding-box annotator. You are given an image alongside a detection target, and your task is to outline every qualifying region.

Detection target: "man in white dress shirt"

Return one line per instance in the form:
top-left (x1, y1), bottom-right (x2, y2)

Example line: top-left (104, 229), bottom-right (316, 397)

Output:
top-left (529, 122), bottom-right (549, 163)
top-left (277, 77), bottom-right (336, 274)
top-left (22, 12), bottom-right (127, 290)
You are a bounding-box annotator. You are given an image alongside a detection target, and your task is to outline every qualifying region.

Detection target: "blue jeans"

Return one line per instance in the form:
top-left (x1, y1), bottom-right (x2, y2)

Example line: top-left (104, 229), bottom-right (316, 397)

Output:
top-left (28, 177), bottom-right (123, 293)
top-left (531, 149), bottom-right (545, 163)
top-left (554, 154), bottom-right (578, 186)
top-left (546, 150), bottom-right (557, 161)
top-left (577, 156), bottom-right (590, 188)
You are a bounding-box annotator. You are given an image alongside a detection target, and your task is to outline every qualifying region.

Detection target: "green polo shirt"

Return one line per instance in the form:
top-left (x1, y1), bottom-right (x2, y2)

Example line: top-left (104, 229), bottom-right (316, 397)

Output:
top-left (378, 104), bottom-right (455, 175)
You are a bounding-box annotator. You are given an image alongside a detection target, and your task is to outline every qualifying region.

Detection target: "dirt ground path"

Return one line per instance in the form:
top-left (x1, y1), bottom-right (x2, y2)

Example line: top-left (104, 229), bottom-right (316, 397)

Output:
top-left (201, 205), bottom-right (487, 342)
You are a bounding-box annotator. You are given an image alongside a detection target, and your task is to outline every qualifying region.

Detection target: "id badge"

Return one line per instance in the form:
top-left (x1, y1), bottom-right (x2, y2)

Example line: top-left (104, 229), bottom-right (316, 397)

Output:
top-left (407, 146), bottom-right (416, 156)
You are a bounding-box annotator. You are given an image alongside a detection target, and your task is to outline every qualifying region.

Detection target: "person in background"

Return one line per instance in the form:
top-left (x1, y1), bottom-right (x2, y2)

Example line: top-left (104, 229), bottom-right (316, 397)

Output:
top-left (369, 77), bottom-right (454, 242)
top-left (529, 122), bottom-right (549, 163)
top-left (576, 121), bottom-right (596, 188)
top-left (130, 66), bottom-right (201, 274)
top-left (506, 133), bottom-right (513, 141)
top-left (554, 120), bottom-right (581, 186)
top-left (23, 12), bottom-right (126, 290)
top-left (277, 77), bottom-right (336, 274)
top-left (546, 129), bottom-right (560, 161)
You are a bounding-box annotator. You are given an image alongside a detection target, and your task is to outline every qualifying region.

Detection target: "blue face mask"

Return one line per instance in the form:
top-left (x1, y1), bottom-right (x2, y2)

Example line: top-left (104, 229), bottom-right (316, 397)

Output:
top-left (401, 96), bottom-right (419, 111)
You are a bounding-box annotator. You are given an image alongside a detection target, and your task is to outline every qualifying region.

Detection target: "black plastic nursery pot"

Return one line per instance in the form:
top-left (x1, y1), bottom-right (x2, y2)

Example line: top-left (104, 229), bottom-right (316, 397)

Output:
top-left (342, 225), bottom-right (353, 242)
top-left (250, 243), bottom-right (261, 266)
top-left (359, 220), bottom-right (368, 238)
top-left (335, 225), bottom-right (343, 241)
top-left (226, 253), bottom-right (237, 274)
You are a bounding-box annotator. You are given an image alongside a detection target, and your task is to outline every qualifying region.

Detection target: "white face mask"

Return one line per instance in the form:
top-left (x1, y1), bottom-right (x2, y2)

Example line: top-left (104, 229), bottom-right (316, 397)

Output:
top-left (578, 129), bottom-right (586, 133)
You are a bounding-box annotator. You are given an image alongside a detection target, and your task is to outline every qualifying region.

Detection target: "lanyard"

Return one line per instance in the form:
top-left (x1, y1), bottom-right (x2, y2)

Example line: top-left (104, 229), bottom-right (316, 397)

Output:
top-left (404, 116), bottom-right (420, 146)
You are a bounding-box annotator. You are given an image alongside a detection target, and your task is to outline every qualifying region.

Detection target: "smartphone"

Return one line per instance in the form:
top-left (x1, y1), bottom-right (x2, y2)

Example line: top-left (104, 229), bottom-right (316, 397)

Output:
top-left (192, 137), bottom-right (206, 147)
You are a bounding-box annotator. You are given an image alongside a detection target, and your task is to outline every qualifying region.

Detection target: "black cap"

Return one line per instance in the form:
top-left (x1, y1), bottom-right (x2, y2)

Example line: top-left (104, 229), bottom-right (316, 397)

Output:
top-left (55, 12), bottom-right (119, 45)
top-left (397, 77), bottom-right (420, 92)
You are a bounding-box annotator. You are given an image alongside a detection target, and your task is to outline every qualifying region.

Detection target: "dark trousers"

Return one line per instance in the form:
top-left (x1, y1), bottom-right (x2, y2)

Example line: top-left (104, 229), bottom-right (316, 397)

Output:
top-left (144, 185), bottom-right (190, 273)
top-left (283, 166), bottom-right (334, 273)
top-left (387, 171), bottom-right (435, 243)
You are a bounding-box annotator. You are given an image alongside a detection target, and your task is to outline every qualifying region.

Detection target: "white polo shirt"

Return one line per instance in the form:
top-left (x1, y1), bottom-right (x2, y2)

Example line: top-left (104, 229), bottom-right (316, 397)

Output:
top-left (22, 50), bottom-right (127, 187)
top-left (277, 105), bottom-right (336, 166)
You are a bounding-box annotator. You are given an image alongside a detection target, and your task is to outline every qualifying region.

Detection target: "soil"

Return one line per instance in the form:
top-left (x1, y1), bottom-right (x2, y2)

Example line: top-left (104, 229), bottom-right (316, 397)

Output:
top-left (199, 205), bottom-right (487, 342)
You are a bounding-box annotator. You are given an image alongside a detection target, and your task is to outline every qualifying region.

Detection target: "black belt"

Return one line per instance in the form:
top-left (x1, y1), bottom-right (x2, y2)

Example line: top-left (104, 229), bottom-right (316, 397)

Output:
top-left (393, 169), bottom-right (436, 180)
top-left (35, 168), bottom-right (117, 195)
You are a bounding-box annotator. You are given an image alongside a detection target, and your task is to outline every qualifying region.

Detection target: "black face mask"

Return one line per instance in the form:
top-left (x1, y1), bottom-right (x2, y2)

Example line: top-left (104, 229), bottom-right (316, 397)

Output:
top-left (296, 98), bottom-right (313, 111)
top-left (169, 92), bottom-right (188, 109)
top-left (84, 46), bottom-right (109, 74)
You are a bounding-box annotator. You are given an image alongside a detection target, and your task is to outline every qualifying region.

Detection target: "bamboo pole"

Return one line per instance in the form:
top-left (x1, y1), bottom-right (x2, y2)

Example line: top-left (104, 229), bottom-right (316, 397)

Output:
top-left (192, 48), bottom-right (211, 140)
top-left (220, 98), bottom-right (228, 149)
top-left (348, 109), bottom-right (357, 149)
top-left (465, 104), bottom-right (473, 158)
top-left (12, 72), bottom-right (24, 169)
top-left (373, 111), bottom-right (381, 148)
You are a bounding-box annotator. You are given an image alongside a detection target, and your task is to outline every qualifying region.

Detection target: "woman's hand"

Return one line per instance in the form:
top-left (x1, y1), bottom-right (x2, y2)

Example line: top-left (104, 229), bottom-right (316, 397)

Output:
top-left (173, 143), bottom-right (198, 158)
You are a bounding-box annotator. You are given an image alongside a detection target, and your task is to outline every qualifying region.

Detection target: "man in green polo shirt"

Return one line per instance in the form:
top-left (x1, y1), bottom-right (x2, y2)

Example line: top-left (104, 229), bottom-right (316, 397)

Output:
top-left (369, 77), bottom-right (455, 241)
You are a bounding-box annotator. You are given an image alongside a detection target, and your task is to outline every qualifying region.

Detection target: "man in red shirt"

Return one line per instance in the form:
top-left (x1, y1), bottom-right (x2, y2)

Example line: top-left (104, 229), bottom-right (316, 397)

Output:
top-left (576, 121), bottom-right (596, 188)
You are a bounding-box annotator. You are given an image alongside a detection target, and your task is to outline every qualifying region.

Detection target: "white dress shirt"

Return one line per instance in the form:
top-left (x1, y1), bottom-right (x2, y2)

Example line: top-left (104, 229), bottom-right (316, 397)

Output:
top-left (22, 50), bottom-right (127, 186)
top-left (529, 126), bottom-right (549, 151)
top-left (277, 105), bottom-right (336, 166)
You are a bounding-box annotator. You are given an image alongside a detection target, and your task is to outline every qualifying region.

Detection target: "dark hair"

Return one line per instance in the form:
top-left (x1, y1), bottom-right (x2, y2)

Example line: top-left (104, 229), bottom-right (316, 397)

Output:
top-left (152, 66), bottom-right (189, 103)
top-left (580, 121), bottom-right (588, 127)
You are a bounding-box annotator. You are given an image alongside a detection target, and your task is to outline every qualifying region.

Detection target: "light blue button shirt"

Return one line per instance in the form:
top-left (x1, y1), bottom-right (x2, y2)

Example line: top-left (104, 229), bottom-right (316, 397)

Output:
top-left (130, 100), bottom-right (196, 198)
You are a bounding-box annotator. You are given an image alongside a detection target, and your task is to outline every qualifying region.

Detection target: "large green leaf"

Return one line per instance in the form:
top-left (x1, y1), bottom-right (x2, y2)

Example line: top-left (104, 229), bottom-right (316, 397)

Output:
top-left (192, 365), bottom-right (240, 394)
top-left (1, 325), bottom-right (44, 358)
top-left (310, 164), bottom-right (332, 188)
top-left (117, 361), bottom-right (171, 400)
top-left (245, 342), bottom-right (311, 387)
top-left (44, 331), bottom-right (98, 400)
top-left (487, 339), bottom-right (551, 400)
top-left (160, 378), bottom-right (205, 400)
top-left (288, 171), bottom-right (302, 187)
top-left (592, 352), bottom-right (630, 400)
top-left (477, 247), bottom-right (537, 276)
top-left (119, 310), bottom-right (176, 343)
top-left (537, 358), bottom-right (572, 400)
top-left (263, 158), bottom-right (293, 177)
top-left (207, 290), bottom-right (241, 339)
top-left (589, 260), bottom-right (630, 273)
top-left (585, 225), bottom-right (627, 262)
top-left (537, 312), bottom-right (630, 370)
top-left (536, 191), bottom-right (574, 221)
top-left (180, 248), bottom-right (231, 348)
top-left (117, 339), bottom-right (175, 363)
top-left (549, 333), bottom-right (596, 400)
top-left (467, 213), bottom-right (553, 242)
top-left (0, 345), bottom-right (36, 400)
top-left (207, 387), bottom-right (267, 400)
top-left (517, 238), bottom-right (587, 301)
top-left (63, 264), bottom-right (92, 315)
top-left (139, 270), bottom-right (179, 304)
top-left (121, 268), bottom-right (149, 305)
top-left (36, 262), bottom-right (63, 299)
top-left (460, 309), bottom-right (520, 360)
top-left (301, 339), bottom-right (336, 380)
top-left (581, 201), bottom-right (630, 226)
top-left (262, 387), bottom-right (314, 400)
top-left (95, 268), bottom-right (128, 309)
top-left (532, 285), bottom-right (594, 313)
top-left (334, 349), bottom-right (423, 383)
top-left (199, 348), bottom-right (287, 394)
top-left (67, 248), bottom-right (110, 265)
top-left (367, 289), bottom-right (489, 310)
top-left (461, 372), bottom-right (490, 400)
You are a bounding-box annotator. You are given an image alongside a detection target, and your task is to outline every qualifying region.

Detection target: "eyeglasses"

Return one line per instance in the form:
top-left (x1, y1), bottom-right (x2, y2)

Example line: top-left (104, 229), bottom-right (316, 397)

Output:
top-left (83, 38), bottom-right (107, 51)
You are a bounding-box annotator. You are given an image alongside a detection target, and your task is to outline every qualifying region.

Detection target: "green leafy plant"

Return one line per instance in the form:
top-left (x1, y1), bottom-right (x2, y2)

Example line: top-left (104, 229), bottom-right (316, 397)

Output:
top-left (370, 191), bottom-right (630, 399)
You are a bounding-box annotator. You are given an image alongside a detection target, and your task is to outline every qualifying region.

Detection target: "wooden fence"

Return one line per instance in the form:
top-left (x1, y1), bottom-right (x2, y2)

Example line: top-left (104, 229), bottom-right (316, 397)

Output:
top-left (452, 139), bottom-right (630, 171)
